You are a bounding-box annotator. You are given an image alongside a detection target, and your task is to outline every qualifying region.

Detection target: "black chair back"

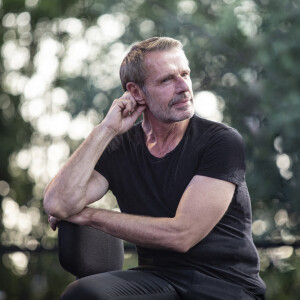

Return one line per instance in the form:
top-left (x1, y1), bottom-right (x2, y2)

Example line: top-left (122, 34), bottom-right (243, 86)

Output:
top-left (58, 221), bottom-right (124, 278)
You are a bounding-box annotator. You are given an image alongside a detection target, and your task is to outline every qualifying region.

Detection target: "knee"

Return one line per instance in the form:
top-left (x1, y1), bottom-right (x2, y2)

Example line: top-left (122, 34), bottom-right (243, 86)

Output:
top-left (61, 279), bottom-right (106, 300)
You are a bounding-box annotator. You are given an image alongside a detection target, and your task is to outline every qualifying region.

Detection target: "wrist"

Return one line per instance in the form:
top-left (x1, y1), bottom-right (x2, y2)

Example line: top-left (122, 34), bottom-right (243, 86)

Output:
top-left (67, 207), bottom-right (92, 227)
top-left (96, 122), bottom-right (118, 139)
top-left (93, 123), bottom-right (118, 144)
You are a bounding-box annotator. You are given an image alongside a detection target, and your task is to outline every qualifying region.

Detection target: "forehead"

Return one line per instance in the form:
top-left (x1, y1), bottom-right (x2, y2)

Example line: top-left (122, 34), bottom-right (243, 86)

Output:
top-left (143, 49), bottom-right (189, 77)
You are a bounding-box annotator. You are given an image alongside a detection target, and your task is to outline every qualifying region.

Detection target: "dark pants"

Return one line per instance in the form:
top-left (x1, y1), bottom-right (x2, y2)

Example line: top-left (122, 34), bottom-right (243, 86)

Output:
top-left (61, 268), bottom-right (260, 300)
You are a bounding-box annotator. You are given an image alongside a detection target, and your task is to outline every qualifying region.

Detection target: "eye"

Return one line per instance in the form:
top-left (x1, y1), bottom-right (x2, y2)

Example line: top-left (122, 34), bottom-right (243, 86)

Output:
top-left (161, 75), bottom-right (173, 83)
top-left (182, 71), bottom-right (190, 77)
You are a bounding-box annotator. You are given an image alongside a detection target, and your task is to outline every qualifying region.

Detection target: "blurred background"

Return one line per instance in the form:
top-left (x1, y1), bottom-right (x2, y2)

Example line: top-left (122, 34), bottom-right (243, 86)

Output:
top-left (0, 0), bottom-right (299, 299)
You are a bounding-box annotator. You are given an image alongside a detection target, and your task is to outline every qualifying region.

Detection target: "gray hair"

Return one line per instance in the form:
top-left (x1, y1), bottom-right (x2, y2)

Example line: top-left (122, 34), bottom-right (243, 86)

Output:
top-left (120, 37), bottom-right (183, 91)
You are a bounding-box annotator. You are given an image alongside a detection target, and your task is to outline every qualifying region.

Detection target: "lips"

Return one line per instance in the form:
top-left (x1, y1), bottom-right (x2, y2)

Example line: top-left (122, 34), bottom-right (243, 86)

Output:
top-left (174, 99), bottom-right (189, 106)
top-left (170, 97), bottom-right (191, 107)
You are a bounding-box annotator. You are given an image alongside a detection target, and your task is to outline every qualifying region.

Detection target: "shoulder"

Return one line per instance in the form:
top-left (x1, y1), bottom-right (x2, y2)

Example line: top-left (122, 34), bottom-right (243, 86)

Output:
top-left (192, 116), bottom-right (246, 183)
top-left (190, 114), bottom-right (245, 147)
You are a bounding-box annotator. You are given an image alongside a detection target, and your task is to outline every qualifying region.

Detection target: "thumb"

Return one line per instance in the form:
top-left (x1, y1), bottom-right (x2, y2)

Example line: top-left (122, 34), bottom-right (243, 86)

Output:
top-left (131, 105), bottom-right (146, 121)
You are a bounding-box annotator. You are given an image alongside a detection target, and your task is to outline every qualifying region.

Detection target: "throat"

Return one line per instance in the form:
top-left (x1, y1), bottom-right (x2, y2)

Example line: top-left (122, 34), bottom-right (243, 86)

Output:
top-left (143, 119), bottom-right (190, 158)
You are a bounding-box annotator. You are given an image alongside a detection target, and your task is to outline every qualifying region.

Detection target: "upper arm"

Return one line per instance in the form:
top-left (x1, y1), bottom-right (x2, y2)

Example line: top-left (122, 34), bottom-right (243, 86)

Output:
top-left (174, 175), bottom-right (235, 250)
top-left (85, 170), bottom-right (109, 206)
top-left (173, 128), bottom-right (243, 249)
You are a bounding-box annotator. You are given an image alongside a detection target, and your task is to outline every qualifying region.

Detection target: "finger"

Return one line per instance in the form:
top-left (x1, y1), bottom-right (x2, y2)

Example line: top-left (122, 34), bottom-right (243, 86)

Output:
top-left (130, 105), bottom-right (146, 121)
top-left (121, 92), bottom-right (137, 116)
top-left (49, 216), bottom-right (59, 231)
top-left (122, 91), bottom-right (135, 101)
top-left (50, 219), bottom-right (56, 231)
top-left (50, 221), bottom-right (56, 231)
top-left (122, 100), bottom-right (135, 117)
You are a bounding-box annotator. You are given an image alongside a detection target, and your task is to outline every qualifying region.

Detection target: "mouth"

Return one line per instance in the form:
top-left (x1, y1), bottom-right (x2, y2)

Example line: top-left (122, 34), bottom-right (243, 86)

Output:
top-left (170, 97), bottom-right (191, 108)
top-left (173, 100), bottom-right (189, 107)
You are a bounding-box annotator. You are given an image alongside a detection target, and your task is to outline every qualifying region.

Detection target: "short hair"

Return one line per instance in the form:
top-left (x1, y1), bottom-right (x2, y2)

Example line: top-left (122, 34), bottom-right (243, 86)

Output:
top-left (120, 37), bottom-right (183, 91)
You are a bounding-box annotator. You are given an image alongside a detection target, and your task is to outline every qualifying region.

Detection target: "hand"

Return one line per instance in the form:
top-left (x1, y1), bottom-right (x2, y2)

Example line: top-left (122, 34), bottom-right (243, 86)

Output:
top-left (48, 215), bottom-right (60, 231)
top-left (102, 92), bottom-right (146, 135)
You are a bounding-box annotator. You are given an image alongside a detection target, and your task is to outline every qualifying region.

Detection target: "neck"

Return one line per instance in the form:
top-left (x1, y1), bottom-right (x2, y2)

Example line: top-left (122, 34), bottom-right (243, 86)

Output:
top-left (142, 111), bottom-right (191, 158)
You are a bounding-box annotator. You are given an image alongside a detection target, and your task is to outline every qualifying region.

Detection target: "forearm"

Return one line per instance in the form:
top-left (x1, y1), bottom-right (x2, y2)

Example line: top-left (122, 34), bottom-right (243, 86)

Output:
top-left (44, 124), bottom-right (115, 218)
top-left (67, 207), bottom-right (189, 252)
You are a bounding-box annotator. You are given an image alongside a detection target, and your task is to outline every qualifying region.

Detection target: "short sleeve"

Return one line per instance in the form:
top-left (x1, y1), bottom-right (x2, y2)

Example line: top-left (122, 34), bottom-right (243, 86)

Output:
top-left (94, 145), bottom-right (113, 186)
top-left (196, 128), bottom-right (246, 185)
top-left (94, 124), bottom-right (141, 190)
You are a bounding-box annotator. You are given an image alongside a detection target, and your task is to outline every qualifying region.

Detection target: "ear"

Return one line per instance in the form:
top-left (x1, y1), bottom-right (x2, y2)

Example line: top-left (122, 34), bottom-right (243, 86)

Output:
top-left (126, 82), bottom-right (146, 105)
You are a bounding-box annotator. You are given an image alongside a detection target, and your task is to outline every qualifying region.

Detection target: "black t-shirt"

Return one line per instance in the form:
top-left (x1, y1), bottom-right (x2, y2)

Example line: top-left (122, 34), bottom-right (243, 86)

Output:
top-left (95, 114), bottom-right (266, 295)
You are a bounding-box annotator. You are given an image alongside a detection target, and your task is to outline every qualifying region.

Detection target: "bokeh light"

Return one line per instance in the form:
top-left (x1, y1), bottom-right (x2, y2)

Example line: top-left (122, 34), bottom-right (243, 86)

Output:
top-left (194, 91), bottom-right (224, 122)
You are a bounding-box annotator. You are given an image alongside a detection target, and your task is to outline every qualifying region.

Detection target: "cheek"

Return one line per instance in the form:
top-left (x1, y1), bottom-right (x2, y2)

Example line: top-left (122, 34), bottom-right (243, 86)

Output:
top-left (152, 89), bottom-right (171, 101)
top-left (146, 86), bottom-right (175, 106)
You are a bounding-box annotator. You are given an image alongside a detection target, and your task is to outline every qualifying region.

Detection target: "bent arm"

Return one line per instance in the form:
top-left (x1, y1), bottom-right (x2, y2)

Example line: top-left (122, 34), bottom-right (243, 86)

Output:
top-left (43, 125), bottom-right (113, 219)
top-left (66, 175), bottom-right (235, 252)
top-left (44, 92), bottom-right (146, 219)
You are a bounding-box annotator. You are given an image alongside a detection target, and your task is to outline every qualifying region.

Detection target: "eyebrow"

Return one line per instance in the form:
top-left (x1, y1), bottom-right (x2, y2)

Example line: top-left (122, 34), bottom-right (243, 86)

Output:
top-left (156, 68), bottom-right (191, 82)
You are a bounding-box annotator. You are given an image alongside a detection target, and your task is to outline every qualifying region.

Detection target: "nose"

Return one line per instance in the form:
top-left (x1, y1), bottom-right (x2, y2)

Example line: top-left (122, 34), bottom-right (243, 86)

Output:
top-left (175, 75), bottom-right (190, 94)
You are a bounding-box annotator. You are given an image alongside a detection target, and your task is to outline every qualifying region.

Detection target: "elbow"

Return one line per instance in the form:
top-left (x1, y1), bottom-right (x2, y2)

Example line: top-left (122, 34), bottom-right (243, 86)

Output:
top-left (172, 245), bottom-right (190, 254)
top-left (43, 191), bottom-right (70, 219)
top-left (167, 216), bottom-right (212, 253)
top-left (43, 190), bottom-right (54, 215)
top-left (167, 223), bottom-right (196, 253)
top-left (172, 235), bottom-right (193, 253)
top-left (173, 232), bottom-right (209, 253)
top-left (167, 220), bottom-right (208, 253)
top-left (43, 184), bottom-right (56, 215)
top-left (43, 194), bottom-right (58, 217)
top-left (178, 242), bottom-right (193, 253)
top-left (44, 200), bottom-right (70, 219)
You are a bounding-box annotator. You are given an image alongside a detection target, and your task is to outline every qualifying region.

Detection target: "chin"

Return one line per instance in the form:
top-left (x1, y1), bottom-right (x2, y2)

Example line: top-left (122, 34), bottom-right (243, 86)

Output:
top-left (170, 108), bottom-right (194, 123)
top-left (151, 105), bottom-right (194, 123)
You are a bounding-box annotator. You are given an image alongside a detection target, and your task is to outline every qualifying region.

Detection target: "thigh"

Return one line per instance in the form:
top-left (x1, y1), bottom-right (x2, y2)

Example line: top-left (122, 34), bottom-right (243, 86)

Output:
top-left (61, 270), bottom-right (180, 300)
top-left (187, 271), bottom-right (256, 300)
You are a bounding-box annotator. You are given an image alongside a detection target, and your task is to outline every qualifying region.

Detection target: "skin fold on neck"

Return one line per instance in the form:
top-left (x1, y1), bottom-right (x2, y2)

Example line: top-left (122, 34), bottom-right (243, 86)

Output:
top-left (142, 111), bottom-right (191, 158)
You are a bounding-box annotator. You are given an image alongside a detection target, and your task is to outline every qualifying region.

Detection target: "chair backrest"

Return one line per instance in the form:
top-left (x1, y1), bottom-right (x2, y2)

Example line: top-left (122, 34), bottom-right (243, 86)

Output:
top-left (58, 221), bottom-right (124, 278)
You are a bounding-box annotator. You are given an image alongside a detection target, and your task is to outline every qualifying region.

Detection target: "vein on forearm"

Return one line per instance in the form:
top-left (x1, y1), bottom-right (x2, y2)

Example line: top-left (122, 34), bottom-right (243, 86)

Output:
top-left (75, 207), bottom-right (184, 251)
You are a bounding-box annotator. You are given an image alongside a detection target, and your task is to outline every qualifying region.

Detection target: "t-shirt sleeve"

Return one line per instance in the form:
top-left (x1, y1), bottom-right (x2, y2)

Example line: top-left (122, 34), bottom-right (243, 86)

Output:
top-left (94, 145), bottom-right (113, 186)
top-left (196, 128), bottom-right (246, 185)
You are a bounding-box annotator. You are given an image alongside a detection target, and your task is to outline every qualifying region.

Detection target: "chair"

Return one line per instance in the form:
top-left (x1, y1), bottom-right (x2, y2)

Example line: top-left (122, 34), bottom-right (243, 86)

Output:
top-left (58, 221), bottom-right (124, 279)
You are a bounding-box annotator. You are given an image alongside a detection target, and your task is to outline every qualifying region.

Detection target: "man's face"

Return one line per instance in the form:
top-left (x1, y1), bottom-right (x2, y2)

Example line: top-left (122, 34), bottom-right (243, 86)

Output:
top-left (142, 49), bottom-right (194, 123)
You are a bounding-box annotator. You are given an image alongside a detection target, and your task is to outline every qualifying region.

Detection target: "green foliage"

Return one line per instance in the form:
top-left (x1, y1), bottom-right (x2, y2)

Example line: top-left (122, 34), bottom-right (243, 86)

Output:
top-left (1, 0), bottom-right (300, 299)
top-left (261, 253), bottom-right (300, 299)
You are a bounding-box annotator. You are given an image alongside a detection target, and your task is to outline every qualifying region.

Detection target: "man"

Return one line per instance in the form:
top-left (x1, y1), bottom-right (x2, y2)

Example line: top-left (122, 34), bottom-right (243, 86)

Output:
top-left (44, 37), bottom-right (266, 299)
